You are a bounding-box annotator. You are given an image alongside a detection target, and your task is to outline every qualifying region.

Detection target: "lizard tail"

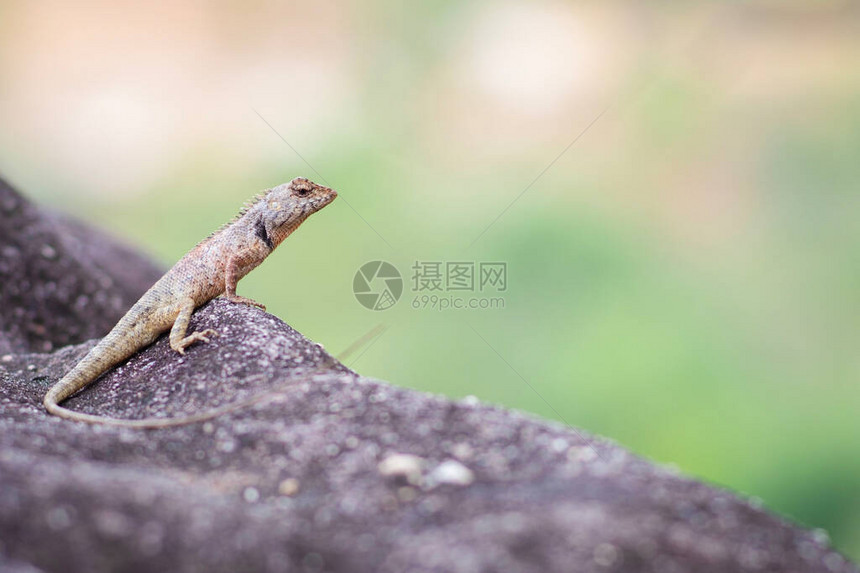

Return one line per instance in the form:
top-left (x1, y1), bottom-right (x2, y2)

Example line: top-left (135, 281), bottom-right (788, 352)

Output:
top-left (43, 335), bottom-right (144, 418)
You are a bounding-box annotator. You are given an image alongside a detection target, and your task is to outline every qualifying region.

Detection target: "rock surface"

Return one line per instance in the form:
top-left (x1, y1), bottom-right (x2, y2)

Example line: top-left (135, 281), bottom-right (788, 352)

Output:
top-left (0, 178), bottom-right (857, 573)
top-left (0, 176), bottom-right (163, 355)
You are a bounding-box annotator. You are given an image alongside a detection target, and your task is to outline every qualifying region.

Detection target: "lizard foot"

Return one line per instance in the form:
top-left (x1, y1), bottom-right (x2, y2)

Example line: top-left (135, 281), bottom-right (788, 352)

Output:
top-left (171, 328), bottom-right (219, 355)
top-left (223, 294), bottom-right (266, 311)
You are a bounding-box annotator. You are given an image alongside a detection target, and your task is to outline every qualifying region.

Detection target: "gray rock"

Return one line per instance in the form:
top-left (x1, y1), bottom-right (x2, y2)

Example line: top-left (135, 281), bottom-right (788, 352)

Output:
top-left (0, 176), bottom-right (163, 355)
top-left (0, 179), bottom-right (856, 573)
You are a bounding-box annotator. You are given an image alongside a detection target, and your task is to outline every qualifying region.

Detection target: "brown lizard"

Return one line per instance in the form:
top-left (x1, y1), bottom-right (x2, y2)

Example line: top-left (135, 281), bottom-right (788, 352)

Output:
top-left (43, 177), bottom-right (337, 427)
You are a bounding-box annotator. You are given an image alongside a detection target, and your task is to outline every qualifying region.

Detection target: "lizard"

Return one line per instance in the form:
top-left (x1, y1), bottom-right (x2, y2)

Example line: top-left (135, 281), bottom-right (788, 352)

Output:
top-left (43, 176), bottom-right (337, 428)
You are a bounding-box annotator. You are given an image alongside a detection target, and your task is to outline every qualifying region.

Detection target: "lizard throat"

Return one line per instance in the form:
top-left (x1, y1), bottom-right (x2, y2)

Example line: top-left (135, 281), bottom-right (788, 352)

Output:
top-left (254, 218), bottom-right (275, 250)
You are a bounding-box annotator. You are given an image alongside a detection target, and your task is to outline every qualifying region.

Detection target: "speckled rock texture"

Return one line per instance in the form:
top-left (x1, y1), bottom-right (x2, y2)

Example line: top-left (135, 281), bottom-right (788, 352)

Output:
top-left (0, 176), bottom-right (163, 355)
top-left (0, 180), bottom-right (857, 573)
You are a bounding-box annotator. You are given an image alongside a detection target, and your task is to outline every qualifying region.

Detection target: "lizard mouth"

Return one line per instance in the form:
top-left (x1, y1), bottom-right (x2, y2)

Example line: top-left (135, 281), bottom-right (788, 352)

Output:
top-left (318, 189), bottom-right (337, 208)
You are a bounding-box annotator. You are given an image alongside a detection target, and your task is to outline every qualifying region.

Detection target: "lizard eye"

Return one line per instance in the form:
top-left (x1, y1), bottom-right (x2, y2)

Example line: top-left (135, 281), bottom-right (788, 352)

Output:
top-left (296, 188), bottom-right (310, 197)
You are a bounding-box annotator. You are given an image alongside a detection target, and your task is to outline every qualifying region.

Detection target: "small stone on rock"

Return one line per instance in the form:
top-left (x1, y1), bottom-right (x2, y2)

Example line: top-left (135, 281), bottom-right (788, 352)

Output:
top-left (40, 244), bottom-right (57, 259)
top-left (378, 453), bottom-right (425, 485)
top-left (278, 478), bottom-right (300, 497)
top-left (428, 459), bottom-right (475, 487)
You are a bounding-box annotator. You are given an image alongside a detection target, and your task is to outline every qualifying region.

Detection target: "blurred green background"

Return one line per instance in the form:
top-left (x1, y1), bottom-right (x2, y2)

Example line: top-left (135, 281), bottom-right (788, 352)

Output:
top-left (1, 0), bottom-right (859, 561)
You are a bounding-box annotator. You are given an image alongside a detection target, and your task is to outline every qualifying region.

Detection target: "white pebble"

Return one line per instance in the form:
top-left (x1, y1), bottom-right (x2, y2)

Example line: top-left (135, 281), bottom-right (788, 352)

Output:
top-left (429, 460), bottom-right (475, 487)
top-left (378, 453), bottom-right (425, 485)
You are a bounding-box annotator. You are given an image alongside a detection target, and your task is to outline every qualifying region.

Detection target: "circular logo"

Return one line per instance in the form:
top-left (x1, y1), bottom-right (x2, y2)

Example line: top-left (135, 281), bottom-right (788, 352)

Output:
top-left (353, 261), bottom-right (403, 311)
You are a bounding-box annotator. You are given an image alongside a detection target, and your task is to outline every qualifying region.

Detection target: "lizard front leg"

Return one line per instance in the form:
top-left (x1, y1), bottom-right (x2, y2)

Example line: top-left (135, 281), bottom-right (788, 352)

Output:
top-left (170, 298), bottom-right (218, 354)
top-left (222, 255), bottom-right (266, 310)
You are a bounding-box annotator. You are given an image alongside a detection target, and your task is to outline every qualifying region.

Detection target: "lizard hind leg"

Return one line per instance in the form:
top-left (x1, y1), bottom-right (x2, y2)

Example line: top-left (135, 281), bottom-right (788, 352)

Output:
top-left (170, 298), bottom-right (218, 355)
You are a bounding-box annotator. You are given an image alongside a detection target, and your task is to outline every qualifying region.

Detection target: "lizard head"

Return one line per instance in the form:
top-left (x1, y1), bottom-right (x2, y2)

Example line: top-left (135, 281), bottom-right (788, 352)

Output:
top-left (257, 177), bottom-right (337, 248)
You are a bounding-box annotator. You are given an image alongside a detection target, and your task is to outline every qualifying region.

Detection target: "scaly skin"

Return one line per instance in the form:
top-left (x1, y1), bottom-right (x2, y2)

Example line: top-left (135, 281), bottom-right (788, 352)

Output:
top-left (43, 177), bottom-right (337, 427)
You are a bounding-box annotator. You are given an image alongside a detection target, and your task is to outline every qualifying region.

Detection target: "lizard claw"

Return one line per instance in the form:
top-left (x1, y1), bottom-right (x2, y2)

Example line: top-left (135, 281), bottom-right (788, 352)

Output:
top-left (223, 294), bottom-right (266, 310)
top-left (171, 329), bottom-right (218, 354)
